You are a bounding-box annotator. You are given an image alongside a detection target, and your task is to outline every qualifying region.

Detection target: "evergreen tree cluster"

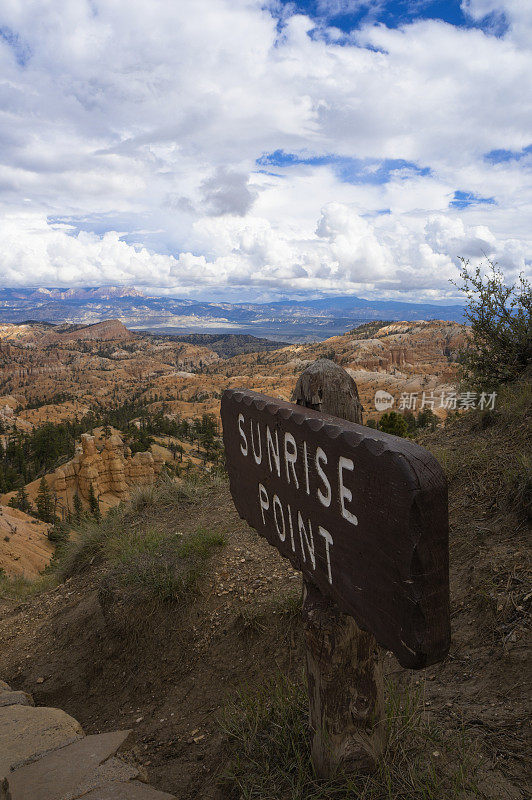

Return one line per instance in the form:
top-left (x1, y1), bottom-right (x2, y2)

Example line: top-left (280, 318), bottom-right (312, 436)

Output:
top-left (1, 394), bottom-right (223, 514)
top-left (0, 416), bottom-right (99, 493)
top-left (366, 408), bottom-right (439, 438)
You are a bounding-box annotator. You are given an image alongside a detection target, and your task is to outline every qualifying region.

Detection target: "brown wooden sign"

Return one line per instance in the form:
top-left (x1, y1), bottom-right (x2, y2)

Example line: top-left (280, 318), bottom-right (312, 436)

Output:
top-left (221, 388), bottom-right (450, 669)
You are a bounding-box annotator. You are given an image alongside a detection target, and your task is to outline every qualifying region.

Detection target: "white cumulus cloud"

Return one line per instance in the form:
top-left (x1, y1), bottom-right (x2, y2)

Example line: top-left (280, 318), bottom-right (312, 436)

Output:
top-left (0, 0), bottom-right (530, 300)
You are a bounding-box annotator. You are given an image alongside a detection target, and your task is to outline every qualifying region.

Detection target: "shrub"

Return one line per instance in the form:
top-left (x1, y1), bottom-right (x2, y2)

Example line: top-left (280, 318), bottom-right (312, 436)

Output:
top-left (57, 475), bottom-right (227, 603)
top-left (416, 408), bottom-right (439, 430)
top-left (48, 521), bottom-right (69, 544)
top-left (103, 525), bottom-right (226, 602)
top-left (453, 259), bottom-right (531, 390)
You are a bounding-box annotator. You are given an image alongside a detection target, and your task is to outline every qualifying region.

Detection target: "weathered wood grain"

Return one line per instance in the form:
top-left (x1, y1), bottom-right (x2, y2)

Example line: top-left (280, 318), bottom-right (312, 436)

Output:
top-left (291, 358), bottom-right (364, 422)
top-left (294, 359), bottom-right (385, 776)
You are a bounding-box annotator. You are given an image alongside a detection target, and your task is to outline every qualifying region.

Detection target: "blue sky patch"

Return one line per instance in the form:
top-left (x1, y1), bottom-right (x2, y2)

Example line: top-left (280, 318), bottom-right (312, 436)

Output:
top-left (269, 1), bottom-right (508, 36)
top-left (484, 144), bottom-right (532, 164)
top-left (450, 190), bottom-right (496, 209)
top-left (256, 150), bottom-right (431, 184)
top-left (0, 27), bottom-right (31, 67)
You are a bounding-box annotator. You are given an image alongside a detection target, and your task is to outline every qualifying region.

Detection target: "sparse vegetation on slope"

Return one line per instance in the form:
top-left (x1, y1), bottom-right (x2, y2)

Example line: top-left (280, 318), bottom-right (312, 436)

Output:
top-left (58, 476), bottom-right (227, 603)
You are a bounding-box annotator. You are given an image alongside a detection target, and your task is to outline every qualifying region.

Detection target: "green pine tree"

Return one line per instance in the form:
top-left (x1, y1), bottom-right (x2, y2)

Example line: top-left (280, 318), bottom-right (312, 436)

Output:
top-left (35, 477), bottom-right (55, 523)
top-left (73, 491), bottom-right (83, 523)
top-left (8, 485), bottom-right (33, 514)
top-left (378, 411), bottom-right (409, 438)
top-left (88, 483), bottom-right (101, 522)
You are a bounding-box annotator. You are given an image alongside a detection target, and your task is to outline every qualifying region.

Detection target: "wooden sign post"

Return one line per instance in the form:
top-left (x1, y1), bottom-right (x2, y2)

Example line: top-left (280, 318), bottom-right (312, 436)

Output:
top-left (221, 360), bottom-right (450, 777)
top-left (293, 360), bottom-right (385, 776)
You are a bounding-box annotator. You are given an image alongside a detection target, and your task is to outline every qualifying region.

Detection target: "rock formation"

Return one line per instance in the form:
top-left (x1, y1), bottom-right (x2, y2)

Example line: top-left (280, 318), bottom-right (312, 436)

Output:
top-left (51, 434), bottom-right (165, 516)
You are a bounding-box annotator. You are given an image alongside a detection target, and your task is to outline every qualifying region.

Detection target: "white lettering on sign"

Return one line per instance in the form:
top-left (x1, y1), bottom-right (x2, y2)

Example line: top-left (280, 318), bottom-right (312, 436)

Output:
top-left (267, 426), bottom-right (281, 476)
top-left (239, 414), bottom-right (358, 526)
top-left (338, 456), bottom-right (358, 526)
top-left (273, 494), bottom-right (286, 542)
top-left (284, 432), bottom-right (299, 488)
top-left (316, 447), bottom-right (331, 508)
top-left (239, 413), bottom-right (364, 587)
top-left (298, 511), bottom-right (315, 569)
top-left (258, 482), bottom-right (269, 523)
top-left (251, 420), bottom-right (262, 464)
top-left (303, 441), bottom-right (310, 495)
top-left (287, 502), bottom-right (296, 552)
top-left (257, 482), bottom-right (330, 579)
top-left (238, 413), bottom-right (248, 457)
top-left (318, 526), bottom-right (333, 584)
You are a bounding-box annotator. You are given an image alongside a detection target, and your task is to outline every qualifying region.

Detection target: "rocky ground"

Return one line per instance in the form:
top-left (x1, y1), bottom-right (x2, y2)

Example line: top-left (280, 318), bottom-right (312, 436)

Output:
top-left (0, 677), bottom-right (174, 798)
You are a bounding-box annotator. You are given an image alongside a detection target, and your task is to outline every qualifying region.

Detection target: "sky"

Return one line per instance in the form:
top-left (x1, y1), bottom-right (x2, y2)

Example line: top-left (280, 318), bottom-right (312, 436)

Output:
top-left (0, 0), bottom-right (530, 302)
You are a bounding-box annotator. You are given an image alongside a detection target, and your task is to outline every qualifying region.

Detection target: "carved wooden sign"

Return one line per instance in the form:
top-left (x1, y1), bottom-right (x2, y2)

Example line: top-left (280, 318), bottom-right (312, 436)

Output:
top-left (221, 388), bottom-right (450, 669)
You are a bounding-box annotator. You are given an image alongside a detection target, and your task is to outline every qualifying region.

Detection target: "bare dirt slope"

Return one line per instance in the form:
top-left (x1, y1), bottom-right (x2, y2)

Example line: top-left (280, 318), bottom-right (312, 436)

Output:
top-left (0, 506), bottom-right (52, 577)
top-left (0, 383), bottom-right (529, 799)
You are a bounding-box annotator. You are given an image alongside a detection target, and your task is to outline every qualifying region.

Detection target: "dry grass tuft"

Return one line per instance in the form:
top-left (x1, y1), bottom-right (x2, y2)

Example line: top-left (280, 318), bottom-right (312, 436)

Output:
top-left (56, 473), bottom-right (227, 603)
top-left (0, 569), bottom-right (57, 601)
top-left (219, 675), bottom-right (481, 800)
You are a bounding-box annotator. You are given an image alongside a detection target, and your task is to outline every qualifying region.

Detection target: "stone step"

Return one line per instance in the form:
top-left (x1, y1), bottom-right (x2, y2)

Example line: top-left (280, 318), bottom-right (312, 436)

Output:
top-left (74, 756), bottom-right (140, 795)
top-left (0, 691), bottom-right (33, 708)
top-left (81, 780), bottom-right (176, 799)
top-left (7, 729), bottom-right (133, 800)
top-left (0, 705), bottom-right (83, 778)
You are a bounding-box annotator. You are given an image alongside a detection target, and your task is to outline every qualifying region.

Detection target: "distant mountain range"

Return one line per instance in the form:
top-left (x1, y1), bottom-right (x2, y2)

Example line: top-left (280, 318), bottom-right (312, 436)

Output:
top-left (0, 286), bottom-right (465, 342)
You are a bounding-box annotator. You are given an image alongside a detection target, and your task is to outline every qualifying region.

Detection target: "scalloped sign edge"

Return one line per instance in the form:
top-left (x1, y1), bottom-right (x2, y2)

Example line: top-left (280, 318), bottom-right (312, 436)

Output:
top-left (221, 388), bottom-right (450, 669)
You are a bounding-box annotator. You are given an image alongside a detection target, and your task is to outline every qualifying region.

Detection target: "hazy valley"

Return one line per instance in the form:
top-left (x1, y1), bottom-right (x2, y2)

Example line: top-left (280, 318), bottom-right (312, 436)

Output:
top-left (0, 286), bottom-right (465, 343)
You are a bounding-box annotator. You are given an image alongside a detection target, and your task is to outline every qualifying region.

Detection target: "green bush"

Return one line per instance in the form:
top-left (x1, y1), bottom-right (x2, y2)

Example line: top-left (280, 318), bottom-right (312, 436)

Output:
top-left (57, 475), bottom-right (227, 604)
top-left (48, 521), bottom-right (69, 544)
top-left (453, 259), bottom-right (531, 390)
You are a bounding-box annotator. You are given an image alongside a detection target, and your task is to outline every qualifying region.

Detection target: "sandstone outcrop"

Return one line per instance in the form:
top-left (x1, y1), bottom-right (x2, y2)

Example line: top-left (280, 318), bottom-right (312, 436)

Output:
top-left (51, 433), bottom-right (165, 516)
top-left (58, 319), bottom-right (135, 342)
